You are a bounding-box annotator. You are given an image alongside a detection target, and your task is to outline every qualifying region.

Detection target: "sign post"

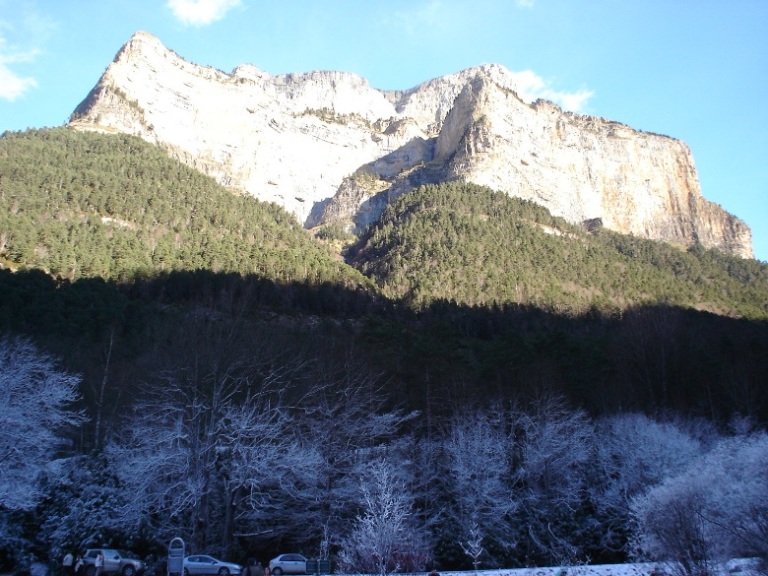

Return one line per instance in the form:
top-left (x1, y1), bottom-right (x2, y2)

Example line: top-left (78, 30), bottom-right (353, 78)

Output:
top-left (304, 560), bottom-right (330, 576)
top-left (167, 538), bottom-right (185, 576)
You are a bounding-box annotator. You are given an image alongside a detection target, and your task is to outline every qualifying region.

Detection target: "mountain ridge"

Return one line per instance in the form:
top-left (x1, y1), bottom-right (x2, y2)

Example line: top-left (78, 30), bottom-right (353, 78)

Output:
top-left (69, 31), bottom-right (753, 258)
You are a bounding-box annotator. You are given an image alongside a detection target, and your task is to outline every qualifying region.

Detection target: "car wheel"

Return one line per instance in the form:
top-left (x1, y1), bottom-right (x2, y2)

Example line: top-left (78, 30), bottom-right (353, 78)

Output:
top-left (184, 570), bottom-right (190, 576)
top-left (218, 569), bottom-right (230, 576)
top-left (272, 569), bottom-right (282, 576)
top-left (123, 567), bottom-right (136, 576)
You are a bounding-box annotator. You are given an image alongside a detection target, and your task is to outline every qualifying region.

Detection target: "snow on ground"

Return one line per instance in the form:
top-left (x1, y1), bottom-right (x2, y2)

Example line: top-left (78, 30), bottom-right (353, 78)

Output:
top-left (17, 560), bottom-right (764, 576)
top-left (440, 565), bottom-right (657, 576)
top-left (434, 561), bottom-right (763, 576)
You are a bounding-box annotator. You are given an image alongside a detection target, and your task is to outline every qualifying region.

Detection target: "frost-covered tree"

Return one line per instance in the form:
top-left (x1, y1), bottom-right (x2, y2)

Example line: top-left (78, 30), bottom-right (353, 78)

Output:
top-left (631, 432), bottom-right (768, 573)
top-left (218, 398), bottom-right (324, 553)
top-left (103, 317), bottom-right (320, 554)
top-left (511, 395), bottom-right (594, 565)
top-left (442, 409), bottom-right (517, 562)
top-left (631, 470), bottom-right (716, 576)
top-left (104, 371), bottom-right (225, 548)
top-left (292, 364), bottom-right (415, 552)
top-left (0, 336), bottom-right (84, 511)
top-left (591, 413), bottom-right (706, 557)
top-left (459, 521), bottom-right (485, 573)
top-left (105, 366), bottom-right (315, 554)
top-left (0, 336), bottom-right (85, 570)
top-left (338, 459), bottom-right (430, 575)
top-left (700, 433), bottom-right (768, 563)
top-left (36, 454), bottom-right (128, 554)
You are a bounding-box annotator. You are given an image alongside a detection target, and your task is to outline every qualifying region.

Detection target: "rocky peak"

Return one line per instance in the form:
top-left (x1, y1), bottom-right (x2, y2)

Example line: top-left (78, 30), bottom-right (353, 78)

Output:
top-left (69, 31), bottom-right (753, 258)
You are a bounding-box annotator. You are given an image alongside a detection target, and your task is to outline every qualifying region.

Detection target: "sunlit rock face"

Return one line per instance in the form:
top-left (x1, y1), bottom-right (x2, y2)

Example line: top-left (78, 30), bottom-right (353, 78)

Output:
top-left (70, 31), bottom-right (752, 258)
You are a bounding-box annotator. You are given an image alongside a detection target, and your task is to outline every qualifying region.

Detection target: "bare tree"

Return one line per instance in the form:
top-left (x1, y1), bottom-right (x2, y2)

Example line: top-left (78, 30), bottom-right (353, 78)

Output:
top-left (105, 360), bottom-right (311, 553)
top-left (220, 399), bottom-right (324, 554)
top-left (701, 433), bottom-right (768, 565)
top-left (631, 475), bottom-right (715, 576)
top-left (459, 520), bottom-right (485, 573)
top-left (293, 362), bottom-right (415, 552)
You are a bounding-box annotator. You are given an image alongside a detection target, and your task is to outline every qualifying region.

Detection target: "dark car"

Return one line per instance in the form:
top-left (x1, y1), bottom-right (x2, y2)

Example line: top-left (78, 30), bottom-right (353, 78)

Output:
top-left (82, 549), bottom-right (146, 576)
top-left (183, 555), bottom-right (242, 576)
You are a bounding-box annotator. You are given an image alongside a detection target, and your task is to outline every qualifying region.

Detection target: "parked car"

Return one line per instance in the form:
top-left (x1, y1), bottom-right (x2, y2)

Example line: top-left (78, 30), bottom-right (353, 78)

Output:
top-left (82, 549), bottom-right (146, 576)
top-left (183, 555), bottom-right (242, 576)
top-left (268, 555), bottom-right (307, 576)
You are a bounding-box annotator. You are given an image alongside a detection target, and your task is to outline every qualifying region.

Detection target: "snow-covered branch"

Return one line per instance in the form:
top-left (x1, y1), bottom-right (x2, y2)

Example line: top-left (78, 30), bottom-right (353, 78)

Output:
top-left (0, 336), bottom-right (85, 511)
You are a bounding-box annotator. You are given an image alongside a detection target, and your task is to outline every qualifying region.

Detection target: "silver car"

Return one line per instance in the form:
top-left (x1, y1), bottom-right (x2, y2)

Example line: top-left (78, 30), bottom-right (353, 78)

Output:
top-left (268, 554), bottom-right (307, 576)
top-left (82, 549), bottom-right (146, 576)
top-left (183, 555), bottom-right (242, 576)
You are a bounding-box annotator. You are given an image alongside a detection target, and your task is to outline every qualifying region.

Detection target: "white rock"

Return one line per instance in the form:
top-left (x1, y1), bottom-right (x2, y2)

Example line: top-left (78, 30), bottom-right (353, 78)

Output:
top-left (69, 31), bottom-right (753, 258)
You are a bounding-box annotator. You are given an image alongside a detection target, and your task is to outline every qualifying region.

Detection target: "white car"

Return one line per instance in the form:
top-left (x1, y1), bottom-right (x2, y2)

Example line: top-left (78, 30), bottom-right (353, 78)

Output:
top-left (184, 555), bottom-right (242, 576)
top-left (268, 554), bottom-right (307, 576)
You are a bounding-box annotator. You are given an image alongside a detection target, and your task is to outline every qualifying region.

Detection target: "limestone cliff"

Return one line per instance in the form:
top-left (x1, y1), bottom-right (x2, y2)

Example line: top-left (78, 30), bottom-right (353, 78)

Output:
top-left (432, 77), bottom-right (753, 257)
top-left (69, 31), bottom-right (753, 258)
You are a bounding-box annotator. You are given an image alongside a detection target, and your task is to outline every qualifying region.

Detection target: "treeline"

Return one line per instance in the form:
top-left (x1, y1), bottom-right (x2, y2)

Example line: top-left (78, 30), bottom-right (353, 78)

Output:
top-left (350, 182), bottom-right (768, 318)
top-left (363, 303), bottom-right (768, 423)
top-left (3, 129), bottom-right (767, 320)
top-left (2, 267), bottom-right (767, 447)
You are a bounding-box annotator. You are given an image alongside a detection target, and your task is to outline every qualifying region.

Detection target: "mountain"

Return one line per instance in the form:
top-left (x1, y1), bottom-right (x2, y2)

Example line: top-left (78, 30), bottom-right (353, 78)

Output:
top-left (68, 31), bottom-right (752, 259)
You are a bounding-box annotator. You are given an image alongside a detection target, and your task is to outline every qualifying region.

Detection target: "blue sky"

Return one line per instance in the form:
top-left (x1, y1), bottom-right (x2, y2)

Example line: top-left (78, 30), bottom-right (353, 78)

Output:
top-left (1, 0), bottom-right (766, 262)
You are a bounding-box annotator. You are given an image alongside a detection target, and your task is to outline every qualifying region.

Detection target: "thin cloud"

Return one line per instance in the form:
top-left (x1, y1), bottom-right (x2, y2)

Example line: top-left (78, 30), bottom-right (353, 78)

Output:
top-left (0, 36), bottom-right (38, 101)
top-left (167, 0), bottom-right (243, 27)
top-left (516, 0), bottom-right (535, 8)
top-left (391, 0), bottom-right (447, 36)
top-left (507, 69), bottom-right (593, 112)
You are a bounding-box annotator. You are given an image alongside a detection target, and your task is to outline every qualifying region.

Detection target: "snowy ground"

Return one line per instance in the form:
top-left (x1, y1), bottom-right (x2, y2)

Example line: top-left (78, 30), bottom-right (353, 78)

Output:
top-left (433, 561), bottom-right (763, 576)
top-left (18, 560), bottom-right (764, 576)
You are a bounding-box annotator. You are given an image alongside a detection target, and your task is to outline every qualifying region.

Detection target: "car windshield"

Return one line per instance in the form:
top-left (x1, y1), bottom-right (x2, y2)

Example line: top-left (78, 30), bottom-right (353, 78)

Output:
top-left (118, 551), bottom-right (139, 559)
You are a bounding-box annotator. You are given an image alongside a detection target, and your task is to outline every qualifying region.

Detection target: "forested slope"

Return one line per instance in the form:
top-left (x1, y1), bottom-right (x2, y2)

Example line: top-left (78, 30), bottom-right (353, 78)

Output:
top-left (350, 182), bottom-right (768, 318)
top-left (2, 129), bottom-right (766, 319)
top-left (0, 128), bottom-right (374, 294)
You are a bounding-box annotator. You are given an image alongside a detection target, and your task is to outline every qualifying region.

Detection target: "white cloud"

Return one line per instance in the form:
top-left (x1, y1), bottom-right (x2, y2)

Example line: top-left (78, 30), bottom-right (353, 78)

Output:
top-left (556, 89), bottom-right (594, 112)
top-left (507, 69), bottom-right (593, 112)
top-left (167, 0), bottom-right (242, 27)
top-left (516, 0), bottom-right (535, 8)
top-left (0, 36), bottom-right (38, 102)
